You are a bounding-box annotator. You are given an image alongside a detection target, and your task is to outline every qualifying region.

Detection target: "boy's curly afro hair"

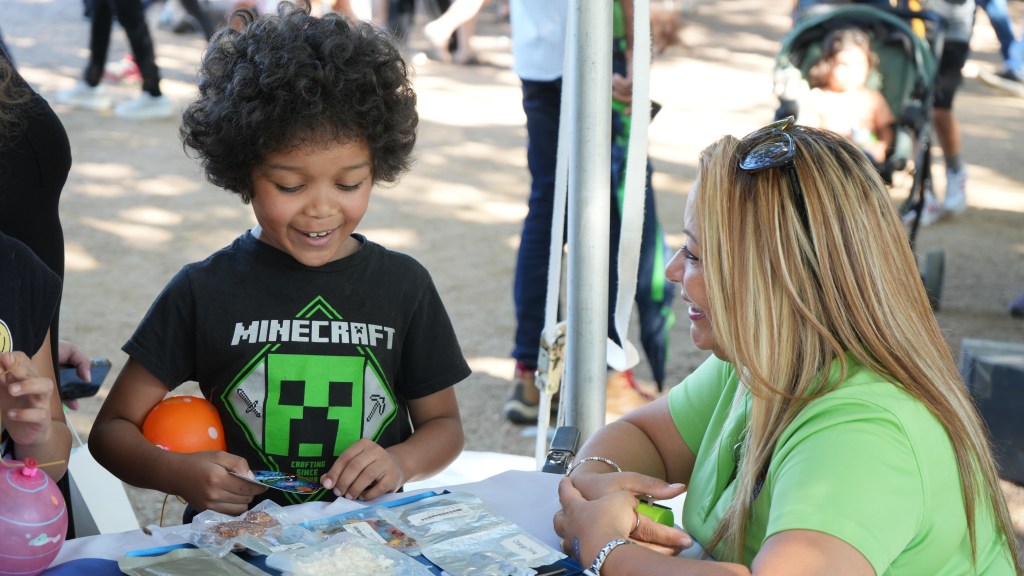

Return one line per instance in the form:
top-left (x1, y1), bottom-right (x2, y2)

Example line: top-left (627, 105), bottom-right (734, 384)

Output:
top-left (180, 4), bottom-right (418, 202)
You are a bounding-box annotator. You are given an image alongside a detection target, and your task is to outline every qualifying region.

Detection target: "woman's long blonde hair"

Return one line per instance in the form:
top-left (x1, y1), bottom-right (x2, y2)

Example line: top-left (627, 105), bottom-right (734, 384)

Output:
top-left (695, 126), bottom-right (1020, 571)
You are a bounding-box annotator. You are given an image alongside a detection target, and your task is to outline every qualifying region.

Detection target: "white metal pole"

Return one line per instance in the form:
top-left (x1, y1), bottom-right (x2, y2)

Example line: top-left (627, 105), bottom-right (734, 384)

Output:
top-left (564, 0), bottom-right (612, 443)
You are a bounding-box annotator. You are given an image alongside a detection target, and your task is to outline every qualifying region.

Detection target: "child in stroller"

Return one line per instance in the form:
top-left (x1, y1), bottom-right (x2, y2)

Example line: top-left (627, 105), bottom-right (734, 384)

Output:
top-left (774, 4), bottom-right (937, 186)
top-left (774, 3), bottom-right (947, 309)
top-left (798, 27), bottom-right (897, 164)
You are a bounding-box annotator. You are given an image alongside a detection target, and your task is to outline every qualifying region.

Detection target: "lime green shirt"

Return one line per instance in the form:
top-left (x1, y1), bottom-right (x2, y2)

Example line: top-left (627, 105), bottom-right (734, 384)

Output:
top-left (669, 356), bottom-right (1015, 574)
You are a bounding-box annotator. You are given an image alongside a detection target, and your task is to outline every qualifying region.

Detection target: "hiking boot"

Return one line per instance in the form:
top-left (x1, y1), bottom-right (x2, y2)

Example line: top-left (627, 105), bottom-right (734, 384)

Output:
top-left (901, 188), bottom-right (942, 228)
top-left (605, 369), bottom-right (658, 422)
top-left (943, 166), bottom-right (968, 215)
top-left (55, 81), bottom-right (113, 111)
top-left (114, 93), bottom-right (174, 120)
top-left (503, 363), bottom-right (540, 425)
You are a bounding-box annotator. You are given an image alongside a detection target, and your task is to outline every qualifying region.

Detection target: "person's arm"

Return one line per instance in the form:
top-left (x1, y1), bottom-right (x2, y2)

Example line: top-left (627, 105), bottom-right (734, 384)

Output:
top-left (320, 386), bottom-right (463, 501)
top-left (570, 396), bottom-right (696, 485)
top-left (872, 90), bottom-right (897, 161)
top-left (89, 358), bottom-right (266, 515)
top-left (556, 479), bottom-right (874, 576)
top-left (0, 331), bottom-right (71, 480)
top-left (563, 397), bottom-right (693, 552)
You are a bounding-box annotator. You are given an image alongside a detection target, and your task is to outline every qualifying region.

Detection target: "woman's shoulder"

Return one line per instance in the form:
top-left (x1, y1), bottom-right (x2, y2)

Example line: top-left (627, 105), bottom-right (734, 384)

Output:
top-left (806, 360), bottom-right (940, 432)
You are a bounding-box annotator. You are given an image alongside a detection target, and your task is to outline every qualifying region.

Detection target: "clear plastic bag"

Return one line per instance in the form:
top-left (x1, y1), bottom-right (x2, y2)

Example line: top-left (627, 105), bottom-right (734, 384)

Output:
top-left (185, 500), bottom-right (319, 557)
top-left (304, 506), bottom-right (421, 555)
top-left (421, 521), bottom-right (564, 576)
top-left (377, 492), bottom-right (506, 545)
top-left (265, 533), bottom-right (434, 576)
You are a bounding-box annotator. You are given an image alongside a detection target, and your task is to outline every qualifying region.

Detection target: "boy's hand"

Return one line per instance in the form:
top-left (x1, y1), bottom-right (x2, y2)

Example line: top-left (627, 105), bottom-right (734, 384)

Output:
top-left (0, 351), bottom-right (55, 448)
top-left (320, 438), bottom-right (405, 501)
top-left (170, 451), bottom-right (268, 516)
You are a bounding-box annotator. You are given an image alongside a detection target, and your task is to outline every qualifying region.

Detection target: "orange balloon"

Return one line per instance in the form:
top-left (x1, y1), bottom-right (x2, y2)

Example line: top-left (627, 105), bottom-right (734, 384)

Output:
top-left (142, 395), bottom-right (227, 453)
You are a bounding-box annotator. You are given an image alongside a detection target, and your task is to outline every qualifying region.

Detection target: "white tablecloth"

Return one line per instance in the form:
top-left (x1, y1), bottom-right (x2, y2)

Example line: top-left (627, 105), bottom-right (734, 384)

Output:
top-left (50, 469), bottom-right (565, 568)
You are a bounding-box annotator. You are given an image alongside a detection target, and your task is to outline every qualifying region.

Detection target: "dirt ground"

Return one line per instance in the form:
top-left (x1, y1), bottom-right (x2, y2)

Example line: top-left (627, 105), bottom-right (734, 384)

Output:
top-left (3, 0), bottom-right (1023, 545)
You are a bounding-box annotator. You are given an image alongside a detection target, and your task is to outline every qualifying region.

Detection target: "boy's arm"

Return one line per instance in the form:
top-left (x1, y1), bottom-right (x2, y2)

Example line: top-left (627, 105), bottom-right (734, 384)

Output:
top-left (387, 386), bottom-right (464, 483)
top-left (89, 358), bottom-right (266, 515)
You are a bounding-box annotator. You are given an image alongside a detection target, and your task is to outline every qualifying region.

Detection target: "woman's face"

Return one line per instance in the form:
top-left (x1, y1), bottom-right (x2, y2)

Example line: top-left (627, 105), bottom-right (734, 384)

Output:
top-left (666, 189), bottom-right (725, 358)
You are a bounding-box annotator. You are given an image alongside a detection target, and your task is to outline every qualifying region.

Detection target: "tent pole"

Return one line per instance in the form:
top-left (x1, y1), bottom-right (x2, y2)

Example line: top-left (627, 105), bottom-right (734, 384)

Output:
top-left (564, 0), bottom-right (612, 443)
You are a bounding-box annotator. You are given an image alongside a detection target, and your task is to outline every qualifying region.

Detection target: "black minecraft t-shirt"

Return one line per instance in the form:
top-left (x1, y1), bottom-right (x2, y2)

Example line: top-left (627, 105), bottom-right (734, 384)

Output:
top-left (124, 232), bottom-right (470, 506)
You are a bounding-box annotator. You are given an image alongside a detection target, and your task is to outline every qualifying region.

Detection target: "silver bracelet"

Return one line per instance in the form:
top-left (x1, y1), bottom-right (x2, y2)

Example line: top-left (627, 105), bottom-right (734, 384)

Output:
top-left (565, 456), bottom-right (622, 477)
top-left (589, 537), bottom-right (633, 575)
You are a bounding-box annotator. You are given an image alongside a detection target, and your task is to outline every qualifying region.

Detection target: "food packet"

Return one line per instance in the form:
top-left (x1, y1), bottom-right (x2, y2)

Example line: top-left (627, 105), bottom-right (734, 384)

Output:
top-left (185, 500), bottom-right (318, 557)
top-left (420, 521), bottom-right (564, 576)
top-left (118, 547), bottom-right (268, 575)
top-left (304, 506), bottom-right (421, 554)
top-left (376, 492), bottom-right (506, 545)
top-left (265, 533), bottom-right (434, 576)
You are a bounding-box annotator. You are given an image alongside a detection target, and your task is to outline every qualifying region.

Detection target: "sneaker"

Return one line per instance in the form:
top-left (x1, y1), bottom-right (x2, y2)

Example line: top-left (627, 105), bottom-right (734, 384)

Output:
top-left (114, 93), bottom-right (174, 120)
top-left (943, 166), bottom-right (968, 215)
top-left (979, 67), bottom-right (1024, 97)
top-left (103, 55), bottom-right (142, 85)
top-left (901, 188), bottom-right (942, 227)
top-left (55, 81), bottom-right (113, 111)
top-left (1011, 291), bottom-right (1024, 318)
top-left (503, 363), bottom-right (540, 425)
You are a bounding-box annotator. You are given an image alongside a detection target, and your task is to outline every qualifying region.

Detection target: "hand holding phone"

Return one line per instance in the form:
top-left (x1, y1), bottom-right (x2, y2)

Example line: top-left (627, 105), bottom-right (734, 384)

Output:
top-left (59, 358), bottom-right (112, 401)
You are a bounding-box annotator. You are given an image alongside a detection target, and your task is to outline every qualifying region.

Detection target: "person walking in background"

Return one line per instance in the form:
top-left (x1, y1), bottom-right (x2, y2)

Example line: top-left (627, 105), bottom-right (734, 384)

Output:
top-left (56, 0), bottom-right (174, 119)
top-left (503, 0), bottom-right (675, 425)
top-left (421, 0), bottom-right (487, 64)
top-left (901, 0), bottom-right (976, 226)
top-left (976, 0), bottom-right (1024, 95)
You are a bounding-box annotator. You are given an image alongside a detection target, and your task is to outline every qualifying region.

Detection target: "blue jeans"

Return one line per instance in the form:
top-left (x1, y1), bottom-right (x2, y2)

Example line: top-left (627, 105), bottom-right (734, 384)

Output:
top-left (978, 0), bottom-right (1023, 73)
top-left (512, 78), bottom-right (675, 387)
top-left (512, 78), bottom-right (562, 372)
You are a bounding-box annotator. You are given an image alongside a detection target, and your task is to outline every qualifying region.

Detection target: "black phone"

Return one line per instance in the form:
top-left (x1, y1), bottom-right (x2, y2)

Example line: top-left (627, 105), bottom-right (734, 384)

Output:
top-left (58, 358), bottom-right (112, 401)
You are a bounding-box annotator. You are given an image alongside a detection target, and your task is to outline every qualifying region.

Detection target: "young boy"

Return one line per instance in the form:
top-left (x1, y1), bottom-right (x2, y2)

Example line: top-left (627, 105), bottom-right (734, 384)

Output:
top-left (89, 4), bottom-right (470, 516)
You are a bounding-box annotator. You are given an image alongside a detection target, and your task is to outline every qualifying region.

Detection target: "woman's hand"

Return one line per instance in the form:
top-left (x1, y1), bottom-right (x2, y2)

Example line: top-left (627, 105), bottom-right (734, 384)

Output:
top-left (0, 350), bottom-right (56, 448)
top-left (168, 450), bottom-right (267, 516)
top-left (566, 472), bottom-right (691, 554)
top-left (321, 438), bottom-right (406, 501)
top-left (554, 477), bottom-right (693, 568)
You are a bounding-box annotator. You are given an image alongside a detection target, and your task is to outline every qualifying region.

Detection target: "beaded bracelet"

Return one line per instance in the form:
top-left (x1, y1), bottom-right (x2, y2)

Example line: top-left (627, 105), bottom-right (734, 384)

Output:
top-left (589, 537), bottom-right (633, 575)
top-left (565, 456), bottom-right (622, 477)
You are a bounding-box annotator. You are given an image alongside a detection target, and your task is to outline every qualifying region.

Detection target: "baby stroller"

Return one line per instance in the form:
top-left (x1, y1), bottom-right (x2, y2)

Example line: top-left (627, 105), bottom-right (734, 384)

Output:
top-left (773, 2), bottom-right (947, 310)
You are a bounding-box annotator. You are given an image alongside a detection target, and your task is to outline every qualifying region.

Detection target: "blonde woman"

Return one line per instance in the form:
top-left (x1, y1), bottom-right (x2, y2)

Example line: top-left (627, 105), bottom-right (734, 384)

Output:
top-left (553, 119), bottom-right (1021, 575)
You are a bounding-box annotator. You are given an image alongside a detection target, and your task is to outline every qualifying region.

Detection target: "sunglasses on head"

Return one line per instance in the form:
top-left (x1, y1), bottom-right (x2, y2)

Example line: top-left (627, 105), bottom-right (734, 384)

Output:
top-left (737, 116), bottom-right (809, 232)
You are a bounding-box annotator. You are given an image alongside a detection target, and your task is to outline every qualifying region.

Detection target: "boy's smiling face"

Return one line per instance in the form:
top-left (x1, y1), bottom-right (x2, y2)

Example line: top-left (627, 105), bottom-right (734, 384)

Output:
top-left (250, 138), bottom-right (373, 267)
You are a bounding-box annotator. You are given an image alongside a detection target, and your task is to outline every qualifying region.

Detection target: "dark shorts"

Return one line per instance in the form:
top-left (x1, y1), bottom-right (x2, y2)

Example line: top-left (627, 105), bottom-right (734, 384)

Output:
top-left (934, 41), bottom-right (969, 109)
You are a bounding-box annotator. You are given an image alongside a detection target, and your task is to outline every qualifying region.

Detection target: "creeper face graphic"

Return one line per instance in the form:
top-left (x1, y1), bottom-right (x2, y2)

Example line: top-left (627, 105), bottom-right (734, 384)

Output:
top-left (264, 354), bottom-right (365, 458)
